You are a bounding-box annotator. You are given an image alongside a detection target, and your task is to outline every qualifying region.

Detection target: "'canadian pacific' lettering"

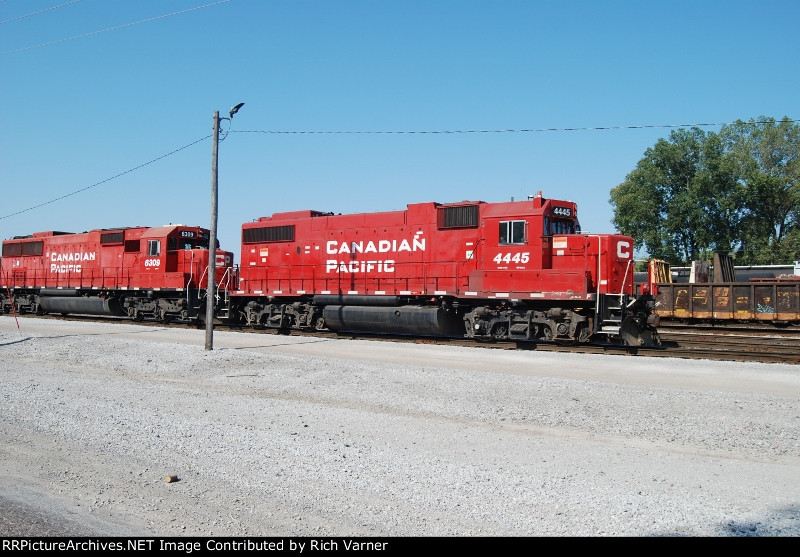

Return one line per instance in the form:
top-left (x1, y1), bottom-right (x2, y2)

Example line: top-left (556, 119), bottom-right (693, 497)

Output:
top-left (325, 235), bottom-right (423, 274)
top-left (50, 251), bottom-right (96, 262)
top-left (326, 237), bottom-right (425, 255)
top-left (50, 251), bottom-right (96, 273)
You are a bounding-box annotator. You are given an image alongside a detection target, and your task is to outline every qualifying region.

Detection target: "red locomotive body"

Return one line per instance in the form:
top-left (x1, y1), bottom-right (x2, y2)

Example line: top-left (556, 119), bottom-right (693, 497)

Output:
top-left (1, 225), bottom-right (235, 322)
top-left (232, 193), bottom-right (657, 345)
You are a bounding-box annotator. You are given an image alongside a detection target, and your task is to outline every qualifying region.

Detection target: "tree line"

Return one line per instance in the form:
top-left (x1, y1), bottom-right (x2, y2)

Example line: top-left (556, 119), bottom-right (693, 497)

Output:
top-left (609, 116), bottom-right (799, 266)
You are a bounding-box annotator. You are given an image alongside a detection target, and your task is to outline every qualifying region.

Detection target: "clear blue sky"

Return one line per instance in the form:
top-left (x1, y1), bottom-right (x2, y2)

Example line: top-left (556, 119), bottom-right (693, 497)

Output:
top-left (2, 0), bottom-right (798, 257)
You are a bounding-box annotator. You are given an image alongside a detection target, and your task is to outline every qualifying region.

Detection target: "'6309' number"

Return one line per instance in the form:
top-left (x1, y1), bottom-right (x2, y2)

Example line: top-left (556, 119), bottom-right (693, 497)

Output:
top-left (493, 252), bottom-right (530, 264)
top-left (144, 258), bottom-right (161, 267)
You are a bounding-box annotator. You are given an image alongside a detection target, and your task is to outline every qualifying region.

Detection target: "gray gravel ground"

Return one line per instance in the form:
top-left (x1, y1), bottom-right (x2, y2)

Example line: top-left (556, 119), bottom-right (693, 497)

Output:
top-left (1, 317), bottom-right (799, 537)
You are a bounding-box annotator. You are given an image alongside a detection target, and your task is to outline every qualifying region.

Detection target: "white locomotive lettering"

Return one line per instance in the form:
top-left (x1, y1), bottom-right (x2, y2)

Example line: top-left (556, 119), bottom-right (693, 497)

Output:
top-left (48, 251), bottom-right (95, 273)
top-left (49, 251), bottom-right (96, 262)
top-left (326, 237), bottom-right (425, 255)
top-left (50, 264), bottom-right (82, 273)
top-left (493, 252), bottom-right (530, 265)
top-left (326, 260), bottom-right (396, 273)
top-left (617, 240), bottom-right (631, 259)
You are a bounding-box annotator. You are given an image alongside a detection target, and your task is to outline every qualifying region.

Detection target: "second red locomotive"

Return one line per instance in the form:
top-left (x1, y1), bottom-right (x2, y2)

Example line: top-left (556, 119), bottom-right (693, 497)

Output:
top-left (1, 224), bottom-right (235, 322)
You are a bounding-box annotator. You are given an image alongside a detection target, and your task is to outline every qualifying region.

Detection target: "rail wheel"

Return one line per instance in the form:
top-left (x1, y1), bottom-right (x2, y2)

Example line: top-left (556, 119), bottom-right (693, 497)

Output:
top-left (574, 323), bottom-right (591, 344)
top-left (491, 323), bottom-right (508, 339)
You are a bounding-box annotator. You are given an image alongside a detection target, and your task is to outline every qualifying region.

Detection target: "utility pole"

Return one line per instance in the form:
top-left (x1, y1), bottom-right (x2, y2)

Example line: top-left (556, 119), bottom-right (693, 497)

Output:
top-left (205, 103), bottom-right (244, 351)
top-left (205, 111), bottom-right (220, 350)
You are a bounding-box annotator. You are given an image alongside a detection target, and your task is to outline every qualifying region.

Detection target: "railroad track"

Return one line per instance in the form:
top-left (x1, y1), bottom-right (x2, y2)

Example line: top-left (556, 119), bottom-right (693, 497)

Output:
top-left (655, 324), bottom-right (800, 365)
top-left (7, 314), bottom-right (800, 365)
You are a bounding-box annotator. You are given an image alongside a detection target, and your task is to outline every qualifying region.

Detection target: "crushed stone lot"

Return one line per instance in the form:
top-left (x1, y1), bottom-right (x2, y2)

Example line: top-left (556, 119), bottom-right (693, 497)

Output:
top-left (1, 316), bottom-right (799, 537)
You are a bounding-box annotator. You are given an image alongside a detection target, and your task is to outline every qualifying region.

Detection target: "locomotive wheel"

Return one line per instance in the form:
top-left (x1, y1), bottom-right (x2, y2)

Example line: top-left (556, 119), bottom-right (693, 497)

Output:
top-left (491, 323), bottom-right (508, 339)
top-left (574, 323), bottom-right (591, 344)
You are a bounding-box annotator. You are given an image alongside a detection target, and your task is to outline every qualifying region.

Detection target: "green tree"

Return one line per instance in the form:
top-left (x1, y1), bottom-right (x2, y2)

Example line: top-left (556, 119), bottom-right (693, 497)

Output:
top-left (693, 132), bottom-right (745, 256)
top-left (610, 127), bottom-right (741, 264)
top-left (611, 117), bottom-right (800, 266)
top-left (720, 117), bottom-right (800, 264)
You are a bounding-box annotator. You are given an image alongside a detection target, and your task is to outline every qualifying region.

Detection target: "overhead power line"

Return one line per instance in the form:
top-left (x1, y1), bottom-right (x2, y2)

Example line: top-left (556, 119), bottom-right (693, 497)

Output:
top-left (1, 117), bottom-right (796, 221)
top-left (0, 0), bottom-right (231, 55)
top-left (233, 119), bottom-right (798, 135)
top-left (0, 0), bottom-right (82, 25)
top-left (0, 135), bottom-right (210, 221)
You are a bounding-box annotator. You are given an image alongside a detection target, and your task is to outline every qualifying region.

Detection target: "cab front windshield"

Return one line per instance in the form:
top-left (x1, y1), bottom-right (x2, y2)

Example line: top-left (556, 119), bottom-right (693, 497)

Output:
top-left (169, 233), bottom-right (210, 251)
top-left (544, 217), bottom-right (580, 235)
top-left (181, 239), bottom-right (210, 250)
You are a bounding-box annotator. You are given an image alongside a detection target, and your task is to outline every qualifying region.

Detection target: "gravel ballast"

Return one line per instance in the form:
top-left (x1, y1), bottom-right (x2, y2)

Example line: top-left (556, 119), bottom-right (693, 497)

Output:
top-left (1, 317), bottom-right (799, 537)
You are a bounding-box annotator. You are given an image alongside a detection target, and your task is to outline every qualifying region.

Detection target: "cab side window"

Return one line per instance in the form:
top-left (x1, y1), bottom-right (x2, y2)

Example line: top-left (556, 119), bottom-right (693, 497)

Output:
top-left (147, 240), bottom-right (161, 256)
top-left (499, 220), bottom-right (526, 245)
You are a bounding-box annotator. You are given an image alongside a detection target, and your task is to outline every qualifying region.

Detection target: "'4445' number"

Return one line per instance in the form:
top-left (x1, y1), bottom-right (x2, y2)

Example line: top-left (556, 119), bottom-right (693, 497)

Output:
top-left (493, 252), bottom-right (530, 264)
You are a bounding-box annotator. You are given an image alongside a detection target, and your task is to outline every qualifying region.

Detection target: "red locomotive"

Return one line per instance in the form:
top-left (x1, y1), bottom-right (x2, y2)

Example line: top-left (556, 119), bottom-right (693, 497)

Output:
top-left (229, 192), bottom-right (659, 345)
top-left (1, 225), bottom-right (235, 322)
top-left (1, 193), bottom-right (660, 346)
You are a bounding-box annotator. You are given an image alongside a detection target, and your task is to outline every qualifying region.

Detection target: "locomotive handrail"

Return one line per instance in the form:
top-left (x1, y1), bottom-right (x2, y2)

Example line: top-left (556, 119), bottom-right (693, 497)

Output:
top-left (620, 259), bottom-right (633, 297)
top-left (217, 265), bottom-right (233, 295)
top-left (196, 258), bottom-right (233, 300)
top-left (185, 250), bottom-right (195, 307)
top-left (594, 235), bottom-right (602, 333)
top-left (198, 265), bottom-right (209, 291)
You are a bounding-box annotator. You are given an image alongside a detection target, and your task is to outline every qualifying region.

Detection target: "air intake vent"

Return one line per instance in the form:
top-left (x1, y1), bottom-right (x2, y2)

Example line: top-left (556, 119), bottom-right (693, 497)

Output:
top-left (2, 243), bottom-right (20, 257)
top-left (243, 225), bottom-right (295, 244)
top-left (101, 232), bottom-right (124, 245)
top-left (3, 241), bottom-right (44, 257)
top-left (437, 205), bottom-right (479, 229)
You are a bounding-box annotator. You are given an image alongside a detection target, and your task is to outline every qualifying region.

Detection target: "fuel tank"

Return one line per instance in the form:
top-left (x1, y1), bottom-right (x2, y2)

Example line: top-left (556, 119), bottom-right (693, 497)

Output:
top-left (322, 305), bottom-right (464, 336)
top-left (38, 295), bottom-right (126, 316)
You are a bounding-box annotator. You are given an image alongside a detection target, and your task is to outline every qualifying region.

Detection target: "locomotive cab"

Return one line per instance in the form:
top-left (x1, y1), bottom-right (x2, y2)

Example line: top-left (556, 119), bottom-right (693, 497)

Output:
top-left (475, 194), bottom-right (586, 294)
top-left (465, 194), bottom-right (656, 345)
top-left (129, 225), bottom-right (236, 322)
top-left (137, 226), bottom-right (234, 290)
